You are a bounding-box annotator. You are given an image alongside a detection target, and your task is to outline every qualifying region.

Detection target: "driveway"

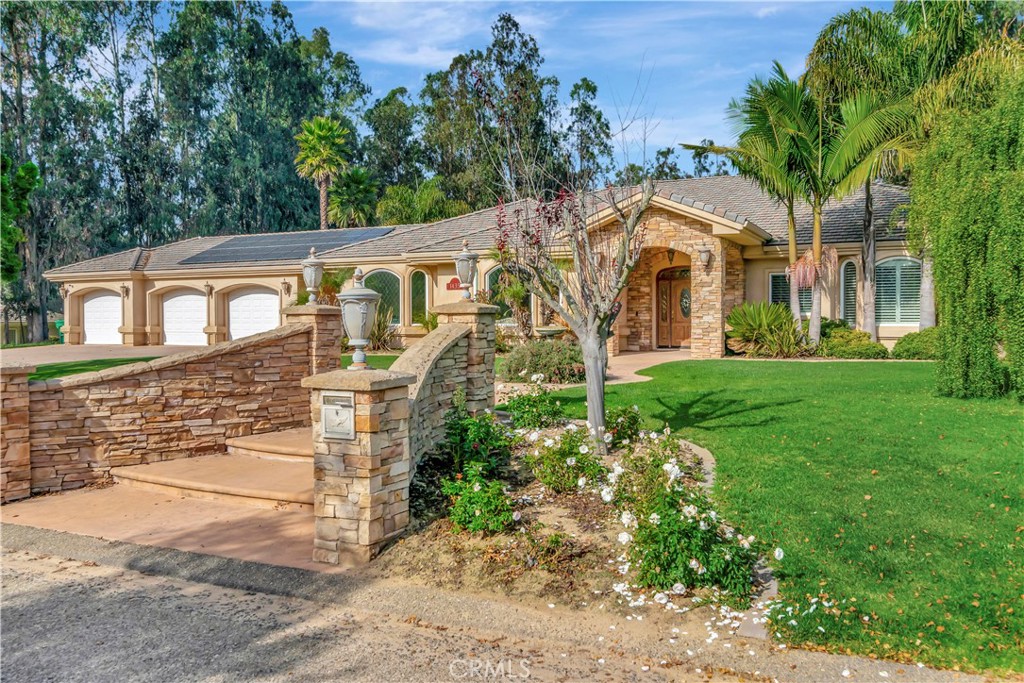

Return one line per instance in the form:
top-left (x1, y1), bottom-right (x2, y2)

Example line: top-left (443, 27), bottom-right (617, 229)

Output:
top-left (1, 344), bottom-right (204, 367)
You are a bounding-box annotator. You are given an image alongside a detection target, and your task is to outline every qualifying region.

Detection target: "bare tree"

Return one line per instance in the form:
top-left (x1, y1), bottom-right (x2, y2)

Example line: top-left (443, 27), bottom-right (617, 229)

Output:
top-left (475, 67), bottom-right (657, 451)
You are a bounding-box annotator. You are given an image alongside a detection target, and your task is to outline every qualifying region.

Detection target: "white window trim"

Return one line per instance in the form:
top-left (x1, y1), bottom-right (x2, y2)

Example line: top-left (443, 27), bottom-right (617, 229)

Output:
top-left (363, 268), bottom-right (403, 326)
top-left (409, 268), bottom-right (430, 327)
top-left (875, 256), bottom-right (922, 327)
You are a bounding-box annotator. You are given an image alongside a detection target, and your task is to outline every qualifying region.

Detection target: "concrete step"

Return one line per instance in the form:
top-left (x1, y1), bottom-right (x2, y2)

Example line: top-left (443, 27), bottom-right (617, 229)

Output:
top-left (111, 455), bottom-right (313, 511)
top-left (225, 427), bottom-right (313, 462)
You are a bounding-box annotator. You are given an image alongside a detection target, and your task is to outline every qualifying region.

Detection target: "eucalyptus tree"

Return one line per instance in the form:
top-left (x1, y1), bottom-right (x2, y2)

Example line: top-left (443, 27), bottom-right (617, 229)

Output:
top-left (294, 116), bottom-right (351, 230)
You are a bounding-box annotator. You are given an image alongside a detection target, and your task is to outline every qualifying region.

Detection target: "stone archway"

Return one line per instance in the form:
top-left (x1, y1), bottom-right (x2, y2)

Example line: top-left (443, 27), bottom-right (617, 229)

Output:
top-left (612, 207), bottom-right (745, 359)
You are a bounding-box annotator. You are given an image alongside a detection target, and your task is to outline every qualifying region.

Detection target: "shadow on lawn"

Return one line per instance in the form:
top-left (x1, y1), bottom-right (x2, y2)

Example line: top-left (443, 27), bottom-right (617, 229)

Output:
top-left (559, 389), bottom-right (800, 432)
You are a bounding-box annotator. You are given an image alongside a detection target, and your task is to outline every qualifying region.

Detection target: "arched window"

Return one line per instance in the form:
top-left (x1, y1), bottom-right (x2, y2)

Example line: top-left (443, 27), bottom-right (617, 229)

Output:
top-left (840, 260), bottom-right (857, 327)
top-left (410, 270), bottom-right (428, 325)
top-left (364, 270), bottom-right (401, 325)
top-left (875, 258), bottom-right (921, 325)
top-left (486, 266), bottom-right (512, 319)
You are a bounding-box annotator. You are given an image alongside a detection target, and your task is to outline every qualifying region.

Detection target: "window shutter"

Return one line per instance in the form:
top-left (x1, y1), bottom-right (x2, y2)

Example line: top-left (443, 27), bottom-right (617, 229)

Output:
top-left (842, 261), bottom-right (857, 326)
top-left (875, 259), bottom-right (921, 324)
top-left (769, 274), bottom-right (788, 305)
top-left (898, 260), bottom-right (922, 323)
top-left (770, 273), bottom-right (811, 316)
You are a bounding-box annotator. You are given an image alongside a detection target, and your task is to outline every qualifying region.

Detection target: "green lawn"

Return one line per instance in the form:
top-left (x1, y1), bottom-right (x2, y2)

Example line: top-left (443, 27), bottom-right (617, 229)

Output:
top-left (29, 357), bottom-right (158, 381)
top-left (340, 354), bottom-right (398, 370)
top-left (554, 360), bottom-right (1022, 674)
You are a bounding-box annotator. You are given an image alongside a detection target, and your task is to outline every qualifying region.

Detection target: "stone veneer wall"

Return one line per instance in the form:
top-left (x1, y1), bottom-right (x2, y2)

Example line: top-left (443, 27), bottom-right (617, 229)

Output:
top-left (1, 365), bottom-right (33, 503)
top-left (1, 324), bottom-right (318, 500)
top-left (616, 208), bottom-right (731, 359)
top-left (389, 301), bottom-right (498, 466)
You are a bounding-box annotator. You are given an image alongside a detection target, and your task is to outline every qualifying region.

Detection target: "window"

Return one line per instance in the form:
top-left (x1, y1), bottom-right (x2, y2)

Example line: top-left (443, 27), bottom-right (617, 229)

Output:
top-left (840, 260), bottom-right (857, 326)
top-left (410, 271), bottom-right (428, 325)
top-left (364, 270), bottom-right (400, 325)
top-left (769, 273), bottom-right (811, 316)
top-left (875, 258), bottom-right (921, 325)
top-left (486, 267), bottom-right (512, 319)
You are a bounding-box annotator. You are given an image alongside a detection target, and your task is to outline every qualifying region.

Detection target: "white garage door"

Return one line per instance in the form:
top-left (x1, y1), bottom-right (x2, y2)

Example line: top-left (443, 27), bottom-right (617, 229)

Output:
top-left (82, 291), bottom-right (122, 344)
top-left (228, 288), bottom-right (280, 340)
top-left (162, 291), bottom-right (207, 345)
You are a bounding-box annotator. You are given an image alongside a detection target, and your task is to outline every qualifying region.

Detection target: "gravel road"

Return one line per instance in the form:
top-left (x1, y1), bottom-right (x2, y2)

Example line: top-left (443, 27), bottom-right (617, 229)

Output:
top-left (1, 525), bottom-right (983, 683)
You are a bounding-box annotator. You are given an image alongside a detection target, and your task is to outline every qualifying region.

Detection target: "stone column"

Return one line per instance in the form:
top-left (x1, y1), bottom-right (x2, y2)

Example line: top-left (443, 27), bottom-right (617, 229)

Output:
top-left (432, 302), bottom-right (498, 414)
top-left (282, 305), bottom-right (343, 375)
top-left (301, 368), bottom-right (415, 565)
top-left (1, 364), bottom-right (35, 503)
top-left (688, 238), bottom-right (727, 360)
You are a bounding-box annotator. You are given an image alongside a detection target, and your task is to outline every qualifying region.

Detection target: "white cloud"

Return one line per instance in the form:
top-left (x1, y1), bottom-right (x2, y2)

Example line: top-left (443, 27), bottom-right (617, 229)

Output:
top-left (755, 6), bottom-right (781, 19)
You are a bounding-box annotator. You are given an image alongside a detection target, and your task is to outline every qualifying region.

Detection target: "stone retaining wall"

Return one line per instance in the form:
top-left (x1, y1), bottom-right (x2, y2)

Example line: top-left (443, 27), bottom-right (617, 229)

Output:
top-left (0, 307), bottom-right (345, 501)
top-left (390, 302), bottom-right (498, 466)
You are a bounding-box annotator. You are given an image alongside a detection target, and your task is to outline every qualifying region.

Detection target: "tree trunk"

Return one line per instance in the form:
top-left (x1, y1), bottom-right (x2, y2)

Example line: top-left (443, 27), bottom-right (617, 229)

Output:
top-left (789, 278), bottom-right (802, 325)
top-left (319, 179), bottom-right (329, 230)
top-left (786, 198), bottom-right (801, 325)
top-left (809, 279), bottom-right (822, 344)
top-left (580, 331), bottom-right (607, 455)
top-left (919, 256), bottom-right (936, 329)
top-left (861, 180), bottom-right (877, 341)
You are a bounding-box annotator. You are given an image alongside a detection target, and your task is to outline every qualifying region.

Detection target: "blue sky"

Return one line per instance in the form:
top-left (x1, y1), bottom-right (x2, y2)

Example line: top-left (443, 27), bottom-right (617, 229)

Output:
top-left (289, 1), bottom-right (889, 172)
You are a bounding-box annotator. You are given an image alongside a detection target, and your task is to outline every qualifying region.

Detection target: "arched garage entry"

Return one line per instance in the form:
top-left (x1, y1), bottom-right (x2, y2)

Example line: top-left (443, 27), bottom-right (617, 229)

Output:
top-left (82, 290), bottom-right (122, 344)
top-left (227, 286), bottom-right (280, 340)
top-left (162, 289), bottom-right (207, 345)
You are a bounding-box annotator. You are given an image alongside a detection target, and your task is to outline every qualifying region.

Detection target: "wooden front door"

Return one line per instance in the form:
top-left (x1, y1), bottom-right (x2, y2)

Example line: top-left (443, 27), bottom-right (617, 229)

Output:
top-left (657, 268), bottom-right (692, 348)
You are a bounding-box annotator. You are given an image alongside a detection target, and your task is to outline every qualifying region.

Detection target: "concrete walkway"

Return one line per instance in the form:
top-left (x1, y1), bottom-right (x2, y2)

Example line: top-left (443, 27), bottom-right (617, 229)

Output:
top-left (0, 343), bottom-right (204, 366)
top-left (607, 348), bottom-right (691, 384)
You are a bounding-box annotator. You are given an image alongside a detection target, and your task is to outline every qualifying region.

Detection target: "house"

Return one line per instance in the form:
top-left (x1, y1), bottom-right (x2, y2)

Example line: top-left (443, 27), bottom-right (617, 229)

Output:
top-left (44, 176), bottom-right (929, 357)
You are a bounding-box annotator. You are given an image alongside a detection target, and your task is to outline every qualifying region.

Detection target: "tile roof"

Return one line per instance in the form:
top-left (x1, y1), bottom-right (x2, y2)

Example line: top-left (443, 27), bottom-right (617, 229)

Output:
top-left (45, 178), bottom-right (908, 277)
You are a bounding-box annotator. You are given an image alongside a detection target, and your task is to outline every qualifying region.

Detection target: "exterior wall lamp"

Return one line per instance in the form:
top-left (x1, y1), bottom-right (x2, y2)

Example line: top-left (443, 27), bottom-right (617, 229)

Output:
top-left (454, 239), bottom-right (479, 300)
top-left (339, 268), bottom-right (380, 370)
top-left (697, 248), bottom-right (713, 269)
top-left (302, 247), bottom-right (325, 303)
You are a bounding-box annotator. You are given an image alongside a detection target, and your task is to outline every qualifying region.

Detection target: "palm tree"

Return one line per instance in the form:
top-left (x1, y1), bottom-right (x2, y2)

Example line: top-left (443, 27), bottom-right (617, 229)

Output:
top-left (328, 168), bottom-right (378, 228)
top-left (294, 117), bottom-right (350, 230)
top-left (685, 64), bottom-right (808, 325)
top-left (376, 177), bottom-right (471, 225)
top-left (807, 9), bottom-right (915, 340)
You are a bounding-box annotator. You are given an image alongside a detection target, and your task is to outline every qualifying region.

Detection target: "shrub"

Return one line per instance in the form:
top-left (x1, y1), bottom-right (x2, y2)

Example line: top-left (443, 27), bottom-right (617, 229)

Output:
top-left (817, 328), bottom-right (889, 359)
top-left (442, 464), bottom-right (515, 534)
top-left (726, 302), bottom-right (808, 358)
top-left (804, 317), bottom-right (850, 340)
top-left (441, 389), bottom-right (512, 476)
top-left (608, 435), bottom-right (761, 605)
top-left (606, 405), bottom-right (642, 448)
top-left (503, 380), bottom-right (564, 429)
top-left (500, 339), bottom-right (585, 384)
top-left (892, 327), bottom-right (939, 360)
top-left (525, 425), bottom-right (605, 494)
top-left (368, 306), bottom-right (398, 351)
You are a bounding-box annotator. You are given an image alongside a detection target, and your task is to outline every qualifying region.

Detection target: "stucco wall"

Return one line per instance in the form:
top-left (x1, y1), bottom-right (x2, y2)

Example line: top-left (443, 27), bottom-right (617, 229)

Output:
top-left (743, 243), bottom-right (924, 347)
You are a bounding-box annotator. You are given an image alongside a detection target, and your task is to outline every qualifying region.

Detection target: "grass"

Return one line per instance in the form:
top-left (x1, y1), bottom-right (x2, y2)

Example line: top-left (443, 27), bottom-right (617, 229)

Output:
top-left (554, 360), bottom-right (1022, 674)
top-left (340, 354), bottom-right (398, 370)
top-left (29, 357), bottom-right (158, 381)
top-left (1, 339), bottom-right (60, 349)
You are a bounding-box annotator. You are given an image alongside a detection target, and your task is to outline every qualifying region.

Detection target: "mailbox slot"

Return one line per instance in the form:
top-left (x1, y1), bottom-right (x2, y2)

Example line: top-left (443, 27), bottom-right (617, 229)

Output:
top-left (321, 390), bottom-right (355, 440)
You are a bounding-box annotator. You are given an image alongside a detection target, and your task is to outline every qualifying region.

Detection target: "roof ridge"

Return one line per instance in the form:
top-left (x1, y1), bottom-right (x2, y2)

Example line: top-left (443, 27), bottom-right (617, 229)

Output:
top-left (45, 246), bottom-right (143, 274)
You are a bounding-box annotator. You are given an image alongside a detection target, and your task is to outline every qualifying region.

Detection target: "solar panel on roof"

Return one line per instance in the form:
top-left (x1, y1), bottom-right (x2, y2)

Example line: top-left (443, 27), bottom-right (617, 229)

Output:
top-left (179, 228), bottom-right (393, 265)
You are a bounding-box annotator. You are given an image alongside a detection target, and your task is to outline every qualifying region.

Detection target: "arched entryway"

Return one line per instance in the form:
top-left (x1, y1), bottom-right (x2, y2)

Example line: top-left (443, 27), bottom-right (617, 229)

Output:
top-left (656, 267), bottom-right (692, 348)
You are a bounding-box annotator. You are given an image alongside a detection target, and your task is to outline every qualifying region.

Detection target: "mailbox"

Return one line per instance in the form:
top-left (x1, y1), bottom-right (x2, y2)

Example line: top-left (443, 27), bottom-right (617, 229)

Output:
top-left (321, 391), bottom-right (355, 440)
